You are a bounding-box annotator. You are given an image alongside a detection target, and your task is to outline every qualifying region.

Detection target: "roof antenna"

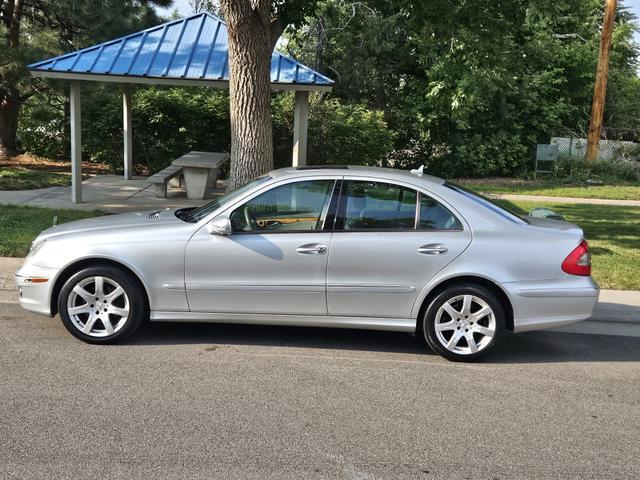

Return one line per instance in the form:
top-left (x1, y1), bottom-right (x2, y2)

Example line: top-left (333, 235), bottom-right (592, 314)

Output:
top-left (410, 165), bottom-right (424, 176)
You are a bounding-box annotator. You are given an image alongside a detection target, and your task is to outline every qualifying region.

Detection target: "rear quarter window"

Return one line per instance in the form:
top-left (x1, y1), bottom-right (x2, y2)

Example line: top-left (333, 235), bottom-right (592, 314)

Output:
top-left (444, 183), bottom-right (528, 225)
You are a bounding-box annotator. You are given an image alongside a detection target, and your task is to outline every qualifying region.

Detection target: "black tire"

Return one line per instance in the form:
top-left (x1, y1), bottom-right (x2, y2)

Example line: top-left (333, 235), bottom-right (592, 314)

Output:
top-left (57, 266), bottom-right (146, 344)
top-left (422, 284), bottom-right (505, 362)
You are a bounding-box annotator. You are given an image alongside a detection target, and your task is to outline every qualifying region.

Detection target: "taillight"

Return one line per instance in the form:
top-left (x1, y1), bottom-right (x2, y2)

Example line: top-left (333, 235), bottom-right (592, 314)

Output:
top-left (562, 240), bottom-right (591, 276)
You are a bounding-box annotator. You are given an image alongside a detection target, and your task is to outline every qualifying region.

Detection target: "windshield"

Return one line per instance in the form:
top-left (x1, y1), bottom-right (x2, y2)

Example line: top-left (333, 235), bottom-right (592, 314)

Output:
top-left (444, 182), bottom-right (529, 224)
top-left (177, 176), bottom-right (272, 223)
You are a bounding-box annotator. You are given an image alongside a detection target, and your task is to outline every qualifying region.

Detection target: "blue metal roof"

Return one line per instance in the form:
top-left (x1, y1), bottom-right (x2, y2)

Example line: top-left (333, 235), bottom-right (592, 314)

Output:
top-left (28, 12), bottom-right (334, 89)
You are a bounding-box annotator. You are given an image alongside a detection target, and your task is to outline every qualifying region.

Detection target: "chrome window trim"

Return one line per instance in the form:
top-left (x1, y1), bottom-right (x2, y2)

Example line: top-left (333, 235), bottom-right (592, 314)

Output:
top-left (226, 178), bottom-right (338, 235)
top-left (196, 174), bottom-right (342, 228)
top-left (333, 178), bottom-right (465, 233)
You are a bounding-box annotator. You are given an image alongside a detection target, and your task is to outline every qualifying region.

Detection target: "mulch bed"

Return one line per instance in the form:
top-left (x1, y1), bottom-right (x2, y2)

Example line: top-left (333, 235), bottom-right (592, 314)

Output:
top-left (0, 153), bottom-right (111, 175)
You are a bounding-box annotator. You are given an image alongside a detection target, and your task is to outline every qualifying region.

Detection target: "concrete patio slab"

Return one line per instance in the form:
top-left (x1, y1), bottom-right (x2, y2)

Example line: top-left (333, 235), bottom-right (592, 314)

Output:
top-left (0, 175), bottom-right (223, 212)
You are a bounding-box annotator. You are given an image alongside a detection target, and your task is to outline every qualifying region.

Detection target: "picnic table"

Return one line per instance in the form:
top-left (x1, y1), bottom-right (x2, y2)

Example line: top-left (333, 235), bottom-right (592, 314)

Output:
top-left (172, 151), bottom-right (229, 200)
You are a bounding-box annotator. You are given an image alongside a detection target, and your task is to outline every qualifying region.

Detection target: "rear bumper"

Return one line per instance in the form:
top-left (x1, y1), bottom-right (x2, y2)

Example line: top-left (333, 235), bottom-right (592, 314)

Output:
top-left (505, 277), bottom-right (599, 333)
top-left (15, 264), bottom-right (57, 317)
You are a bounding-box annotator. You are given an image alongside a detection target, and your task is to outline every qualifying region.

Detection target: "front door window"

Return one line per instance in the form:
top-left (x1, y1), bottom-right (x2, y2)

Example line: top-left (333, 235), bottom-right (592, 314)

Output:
top-left (230, 180), bottom-right (335, 233)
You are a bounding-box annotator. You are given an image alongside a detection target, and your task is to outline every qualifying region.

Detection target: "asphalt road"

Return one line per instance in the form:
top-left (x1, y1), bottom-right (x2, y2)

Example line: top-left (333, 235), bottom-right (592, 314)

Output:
top-left (1, 302), bottom-right (639, 480)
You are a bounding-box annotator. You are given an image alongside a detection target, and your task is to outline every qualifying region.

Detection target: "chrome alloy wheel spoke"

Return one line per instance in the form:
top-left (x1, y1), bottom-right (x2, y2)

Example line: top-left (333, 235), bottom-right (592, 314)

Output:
top-left (434, 295), bottom-right (496, 355)
top-left (67, 276), bottom-right (130, 338)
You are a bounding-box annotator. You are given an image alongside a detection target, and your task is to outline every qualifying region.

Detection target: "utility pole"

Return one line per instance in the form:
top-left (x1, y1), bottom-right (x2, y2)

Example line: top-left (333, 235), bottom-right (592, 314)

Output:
top-left (586, 0), bottom-right (617, 162)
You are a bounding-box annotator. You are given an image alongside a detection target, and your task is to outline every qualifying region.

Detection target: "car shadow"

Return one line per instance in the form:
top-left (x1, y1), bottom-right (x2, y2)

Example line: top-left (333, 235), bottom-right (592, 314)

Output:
top-left (126, 322), bottom-right (640, 364)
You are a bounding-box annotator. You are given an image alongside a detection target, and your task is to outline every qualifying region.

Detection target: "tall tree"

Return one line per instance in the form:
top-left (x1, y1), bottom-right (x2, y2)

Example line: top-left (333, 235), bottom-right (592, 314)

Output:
top-left (220, 0), bottom-right (319, 189)
top-left (221, 0), bottom-right (274, 189)
top-left (189, 0), bottom-right (217, 14)
top-left (287, 0), bottom-right (639, 176)
top-left (0, 0), bottom-right (171, 159)
top-left (0, 0), bottom-right (28, 157)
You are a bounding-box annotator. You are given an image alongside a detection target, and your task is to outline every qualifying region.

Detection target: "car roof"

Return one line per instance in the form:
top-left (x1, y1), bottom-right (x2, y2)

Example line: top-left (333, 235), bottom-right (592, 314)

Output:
top-left (269, 165), bottom-right (446, 186)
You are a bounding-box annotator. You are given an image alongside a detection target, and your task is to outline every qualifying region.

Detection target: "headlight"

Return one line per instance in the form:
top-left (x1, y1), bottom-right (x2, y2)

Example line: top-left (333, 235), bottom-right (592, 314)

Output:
top-left (26, 239), bottom-right (47, 259)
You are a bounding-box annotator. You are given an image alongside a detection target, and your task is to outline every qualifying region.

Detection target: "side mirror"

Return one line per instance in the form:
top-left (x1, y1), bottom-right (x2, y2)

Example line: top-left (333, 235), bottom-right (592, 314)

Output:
top-left (206, 215), bottom-right (232, 235)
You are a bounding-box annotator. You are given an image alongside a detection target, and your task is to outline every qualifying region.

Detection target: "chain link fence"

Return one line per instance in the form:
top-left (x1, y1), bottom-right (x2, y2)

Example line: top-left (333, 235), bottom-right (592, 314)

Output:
top-left (545, 127), bottom-right (640, 180)
top-left (550, 136), bottom-right (640, 162)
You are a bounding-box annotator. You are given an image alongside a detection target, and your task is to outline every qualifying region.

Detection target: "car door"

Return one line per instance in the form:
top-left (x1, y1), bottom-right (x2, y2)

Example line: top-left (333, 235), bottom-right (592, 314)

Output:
top-left (185, 177), bottom-right (337, 315)
top-left (326, 178), bottom-right (472, 319)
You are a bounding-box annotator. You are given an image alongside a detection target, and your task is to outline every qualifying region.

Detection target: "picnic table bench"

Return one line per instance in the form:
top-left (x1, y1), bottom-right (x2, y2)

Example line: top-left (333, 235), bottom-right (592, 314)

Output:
top-left (148, 164), bottom-right (183, 198)
top-left (149, 151), bottom-right (230, 200)
top-left (172, 151), bottom-right (229, 200)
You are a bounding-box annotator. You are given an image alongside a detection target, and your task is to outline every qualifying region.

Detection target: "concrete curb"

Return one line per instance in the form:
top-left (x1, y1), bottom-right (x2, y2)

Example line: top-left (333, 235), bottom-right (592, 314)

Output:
top-left (553, 320), bottom-right (640, 338)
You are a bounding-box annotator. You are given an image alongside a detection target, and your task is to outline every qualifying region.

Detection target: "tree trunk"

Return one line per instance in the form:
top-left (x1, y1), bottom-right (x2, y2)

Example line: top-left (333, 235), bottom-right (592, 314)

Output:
top-left (1, 0), bottom-right (24, 159)
top-left (0, 96), bottom-right (20, 159)
top-left (221, 0), bottom-right (274, 190)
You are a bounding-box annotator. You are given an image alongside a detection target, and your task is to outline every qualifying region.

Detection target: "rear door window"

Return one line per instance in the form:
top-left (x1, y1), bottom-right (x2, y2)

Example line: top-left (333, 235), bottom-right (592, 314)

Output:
top-left (419, 194), bottom-right (463, 230)
top-left (337, 181), bottom-right (417, 230)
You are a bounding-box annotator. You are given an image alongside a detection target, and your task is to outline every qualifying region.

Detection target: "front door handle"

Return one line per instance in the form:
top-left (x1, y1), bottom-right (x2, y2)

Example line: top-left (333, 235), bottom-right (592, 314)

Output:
top-left (296, 243), bottom-right (328, 255)
top-left (418, 243), bottom-right (448, 255)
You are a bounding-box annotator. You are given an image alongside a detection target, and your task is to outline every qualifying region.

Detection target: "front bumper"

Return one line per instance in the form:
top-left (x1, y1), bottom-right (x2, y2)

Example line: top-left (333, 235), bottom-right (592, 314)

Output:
top-left (505, 277), bottom-right (600, 333)
top-left (15, 263), bottom-right (58, 317)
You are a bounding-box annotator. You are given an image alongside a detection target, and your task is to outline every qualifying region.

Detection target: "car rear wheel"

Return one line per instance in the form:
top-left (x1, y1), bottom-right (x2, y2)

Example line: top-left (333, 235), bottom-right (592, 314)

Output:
top-left (422, 285), bottom-right (505, 362)
top-left (58, 266), bottom-right (146, 344)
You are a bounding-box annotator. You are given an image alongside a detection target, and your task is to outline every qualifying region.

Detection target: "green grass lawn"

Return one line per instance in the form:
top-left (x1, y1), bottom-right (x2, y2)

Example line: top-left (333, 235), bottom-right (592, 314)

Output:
top-left (461, 180), bottom-right (640, 201)
top-left (0, 167), bottom-right (73, 190)
top-left (0, 205), bottom-right (104, 257)
top-left (497, 200), bottom-right (640, 291)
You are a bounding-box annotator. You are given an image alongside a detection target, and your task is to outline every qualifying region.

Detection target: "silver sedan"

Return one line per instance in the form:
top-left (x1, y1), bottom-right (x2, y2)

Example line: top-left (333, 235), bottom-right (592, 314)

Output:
top-left (16, 166), bottom-right (599, 361)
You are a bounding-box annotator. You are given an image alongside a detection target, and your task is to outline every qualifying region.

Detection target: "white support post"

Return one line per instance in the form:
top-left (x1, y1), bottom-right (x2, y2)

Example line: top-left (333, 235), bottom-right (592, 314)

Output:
top-left (70, 81), bottom-right (82, 203)
top-left (123, 87), bottom-right (133, 180)
top-left (292, 90), bottom-right (309, 167)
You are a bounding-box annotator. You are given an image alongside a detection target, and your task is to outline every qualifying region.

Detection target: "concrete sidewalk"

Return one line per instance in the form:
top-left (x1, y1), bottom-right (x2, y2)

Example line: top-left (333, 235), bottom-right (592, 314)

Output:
top-left (553, 289), bottom-right (640, 338)
top-left (1, 256), bottom-right (638, 336)
top-left (0, 175), bottom-right (218, 213)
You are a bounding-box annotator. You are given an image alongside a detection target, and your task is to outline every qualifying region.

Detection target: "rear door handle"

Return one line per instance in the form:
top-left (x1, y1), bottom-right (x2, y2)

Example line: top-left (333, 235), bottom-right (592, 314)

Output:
top-left (296, 243), bottom-right (327, 255)
top-left (418, 243), bottom-right (448, 255)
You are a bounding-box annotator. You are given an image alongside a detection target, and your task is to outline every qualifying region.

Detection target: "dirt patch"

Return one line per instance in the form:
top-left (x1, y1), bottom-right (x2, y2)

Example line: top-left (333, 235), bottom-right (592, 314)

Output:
top-left (0, 153), bottom-right (111, 175)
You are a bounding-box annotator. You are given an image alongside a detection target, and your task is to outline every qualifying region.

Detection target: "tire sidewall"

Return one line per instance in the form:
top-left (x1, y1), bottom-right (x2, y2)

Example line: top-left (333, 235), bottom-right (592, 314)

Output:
top-left (423, 285), bottom-right (505, 362)
top-left (58, 266), bottom-right (145, 344)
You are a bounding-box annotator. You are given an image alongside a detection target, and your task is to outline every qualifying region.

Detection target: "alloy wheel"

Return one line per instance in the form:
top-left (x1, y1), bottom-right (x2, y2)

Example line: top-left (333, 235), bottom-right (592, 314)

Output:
top-left (434, 294), bottom-right (496, 355)
top-left (66, 276), bottom-right (130, 338)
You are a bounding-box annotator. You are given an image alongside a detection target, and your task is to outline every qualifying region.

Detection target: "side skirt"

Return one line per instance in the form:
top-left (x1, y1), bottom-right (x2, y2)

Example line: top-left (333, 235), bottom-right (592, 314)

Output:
top-left (150, 311), bottom-right (416, 333)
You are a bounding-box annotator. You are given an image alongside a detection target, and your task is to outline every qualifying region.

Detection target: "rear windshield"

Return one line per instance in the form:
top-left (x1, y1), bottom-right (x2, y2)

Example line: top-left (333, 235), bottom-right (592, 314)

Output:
top-left (444, 183), bottom-right (529, 224)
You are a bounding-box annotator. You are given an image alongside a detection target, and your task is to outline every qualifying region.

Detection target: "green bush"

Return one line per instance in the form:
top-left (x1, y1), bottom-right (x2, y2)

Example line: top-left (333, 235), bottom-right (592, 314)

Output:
top-left (18, 101), bottom-right (67, 160)
top-left (19, 86), bottom-right (395, 176)
top-left (554, 155), bottom-right (639, 182)
top-left (129, 87), bottom-right (231, 173)
top-left (80, 86), bottom-right (232, 174)
top-left (428, 131), bottom-right (531, 178)
top-left (273, 93), bottom-right (395, 168)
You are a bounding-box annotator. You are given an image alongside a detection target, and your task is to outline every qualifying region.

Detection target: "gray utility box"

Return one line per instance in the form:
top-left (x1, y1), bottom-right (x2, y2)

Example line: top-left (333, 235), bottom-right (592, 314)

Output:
top-left (535, 144), bottom-right (559, 178)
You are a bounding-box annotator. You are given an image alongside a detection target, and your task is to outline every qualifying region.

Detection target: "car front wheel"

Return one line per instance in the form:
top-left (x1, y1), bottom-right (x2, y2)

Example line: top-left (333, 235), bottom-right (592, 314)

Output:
top-left (58, 266), bottom-right (146, 344)
top-left (423, 285), bottom-right (505, 362)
